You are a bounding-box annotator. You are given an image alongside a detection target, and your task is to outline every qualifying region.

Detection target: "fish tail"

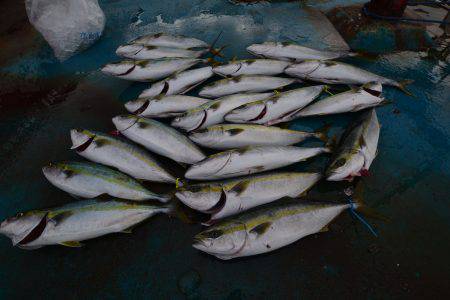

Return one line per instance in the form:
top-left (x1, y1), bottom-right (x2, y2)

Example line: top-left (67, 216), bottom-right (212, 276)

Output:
top-left (395, 79), bottom-right (414, 97)
top-left (166, 199), bottom-right (210, 224)
top-left (205, 57), bottom-right (222, 67)
top-left (324, 134), bottom-right (338, 153)
top-left (314, 123), bottom-right (331, 143)
top-left (209, 45), bottom-right (227, 58)
top-left (349, 182), bottom-right (389, 222)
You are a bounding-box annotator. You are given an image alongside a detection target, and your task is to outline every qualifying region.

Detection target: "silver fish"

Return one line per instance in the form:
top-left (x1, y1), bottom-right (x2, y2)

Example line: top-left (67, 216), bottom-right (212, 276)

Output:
top-left (293, 82), bottom-right (386, 118)
top-left (70, 129), bottom-right (175, 183)
top-left (130, 33), bottom-right (209, 49)
top-left (198, 75), bottom-right (298, 98)
top-left (185, 146), bottom-right (331, 180)
top-left (0, 199), bottom-right (171, 249)
top-left (224, 85), bottom-right (324, 125)
top-left (189, 124), bottom-right (328, 149)
top-left (139, 66), bottom-right (214, 98)
top-left (116, 45), bottom-right (207, 60)
top-left (176, 172), bottom-right (322, 220)
top-left (42, 161), bottom-right (170, 202)
top-left (125, 95), bottom-right (210, 118)
top-left (171, 93), bottom-right (273, 132)
top-left (213, 59), bottom-right (291, 77)
top-left (193, 199), bottom-right (359, 260)
top-left (326, 109), bottom-right (380, 181)
top-left (285, 60), bottom-right (411, 94)
top-left (247, 42), bottom-right (355, 61)
top-left (101, 58), bottom-right (204, 82)
top-left (112, 115), bottom-right (205, 164)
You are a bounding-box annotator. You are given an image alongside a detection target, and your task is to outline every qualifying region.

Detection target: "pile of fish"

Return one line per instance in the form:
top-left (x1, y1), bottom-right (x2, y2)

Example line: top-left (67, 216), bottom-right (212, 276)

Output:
top-left (1, 33), bottom-right (402, 258)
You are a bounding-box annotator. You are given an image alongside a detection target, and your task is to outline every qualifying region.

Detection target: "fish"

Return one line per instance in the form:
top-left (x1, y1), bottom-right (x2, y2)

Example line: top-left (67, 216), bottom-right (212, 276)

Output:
top-left (115, 45), bottom-right (208, 60)
top-left (185, 146), bottom-right (331, 180)
top-left (70, 129), bottom-right (175, 183)
top-left (42, 161), bottom-right (170, 202)
top-left (285, 60), bottom-right (412, 95)
top-left (326, 109), bottom-right (380, 181)
top-left (247, 42), bottom-right (355, 61)
top-left (188, 124), bottom-right (328, 149)
top-left (112, 115), bottom-right (205, 164)
top-left (176, 172), bottom-right (322, 220)
top-left (139, 66), bottom-right (214, 98)
top-left (198, 75), bottom-right (298, 98)
top-left (101, 58), bottom-right (204, 82)
top-left (124, 95), bottom-right (210, 118)
top-left (291, 82), bottom-right (387, 118)
top-left (0, 199), bottom-right (171, 249)
top-left (193, 198), bottom-right (361, 260)
top-left (213, 59), bottom-right (291, 77)
top-left (129, 32), bottom-right (209, 49)
top-left (171, 93), bottom-right (273, 132)
top-left (224, 85), bottom-right (324, 125)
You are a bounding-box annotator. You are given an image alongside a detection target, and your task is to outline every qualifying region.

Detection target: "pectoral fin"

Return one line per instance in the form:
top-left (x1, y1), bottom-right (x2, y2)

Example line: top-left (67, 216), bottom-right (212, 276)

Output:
top-left (60, 241), bottom-right (83, 248)
top-left (229, 180), bottom-right (250, 196)
top-left (48, 211), bottom-right (73, 225)
top-left (249, 222), bottom-right (272, 236)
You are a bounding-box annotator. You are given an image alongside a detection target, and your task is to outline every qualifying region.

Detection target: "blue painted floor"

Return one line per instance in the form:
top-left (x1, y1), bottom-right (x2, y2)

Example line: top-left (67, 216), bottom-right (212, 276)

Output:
top-left (0, 0), bottom-right (449, 298)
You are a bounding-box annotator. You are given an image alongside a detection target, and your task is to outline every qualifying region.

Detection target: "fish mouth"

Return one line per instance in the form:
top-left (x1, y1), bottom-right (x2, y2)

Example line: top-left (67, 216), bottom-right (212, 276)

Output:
top-left (133, 99), bottom-right (150, 115)
top-left (15, 213), bottom-right (48, 247)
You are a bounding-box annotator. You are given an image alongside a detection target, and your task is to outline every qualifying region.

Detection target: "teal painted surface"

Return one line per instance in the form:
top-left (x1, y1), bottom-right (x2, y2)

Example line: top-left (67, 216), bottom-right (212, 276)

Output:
top-left (352, 26), bottom-right (397, 53)
top-left (0, 0), bottom-right (449, 298)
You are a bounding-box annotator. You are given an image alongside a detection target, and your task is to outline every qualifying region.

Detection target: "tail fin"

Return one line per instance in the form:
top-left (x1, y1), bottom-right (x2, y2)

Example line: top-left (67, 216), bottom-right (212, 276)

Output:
top-left (351, 182), bottom-right (389, 222)
top-left (166, 199), bottom-right (210, 224)
top-left (205, 57), bottom-right (221, 67)
top-left (395, 79), bottom-right (414, 97)
top-left (209, 45), bottom-right (227, 58)
top-left (314, 123), bottom-right (331, 143)
top-left (325, 134), bottom-right (338, 153)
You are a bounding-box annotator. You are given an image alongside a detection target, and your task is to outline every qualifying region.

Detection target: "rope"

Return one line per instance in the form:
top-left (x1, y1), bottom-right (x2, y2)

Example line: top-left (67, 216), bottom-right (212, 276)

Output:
top-left (347, 197), bottom-right (379, 237)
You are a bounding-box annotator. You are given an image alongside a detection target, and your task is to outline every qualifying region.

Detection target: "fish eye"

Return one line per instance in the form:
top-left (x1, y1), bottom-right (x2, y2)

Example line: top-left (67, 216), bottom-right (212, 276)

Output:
top-left (334, 158), bottom-right (346, 168)
top-left (15, 212), bottom-right (24, 218)
top-left (204, 229), bottom-right (223, 239)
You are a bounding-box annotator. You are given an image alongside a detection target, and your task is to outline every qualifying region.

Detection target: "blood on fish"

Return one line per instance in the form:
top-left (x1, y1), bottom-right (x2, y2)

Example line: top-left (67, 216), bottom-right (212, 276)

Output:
top-left (360, 169), bottom-right (370, 177)
top-left (109, 130), bottom-right (122, 136)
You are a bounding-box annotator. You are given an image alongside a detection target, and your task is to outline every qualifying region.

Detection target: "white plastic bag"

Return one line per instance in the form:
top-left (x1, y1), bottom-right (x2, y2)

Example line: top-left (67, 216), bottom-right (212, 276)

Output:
top-left (25, 0), bottom-right (105, 61)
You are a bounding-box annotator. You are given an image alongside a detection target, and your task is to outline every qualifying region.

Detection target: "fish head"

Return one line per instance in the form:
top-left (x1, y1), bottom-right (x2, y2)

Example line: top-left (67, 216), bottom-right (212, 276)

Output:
top-left (213, 64), bottom-right (240, 76)
top-left (285, 61), bottom-right (321, 77)
top-left (246, 43), bottom-right (275, 57)
top-left (101, 60), bottom-right (135, 76)
top-left (185, 151), bottom-right (232, 179)
top-left (175, 184), bottom-right (224, 212)
top-left (70, 129), bottom-right (95, 150)
top-left (124, 98), bottom-right (150, 115)
top-left (42, 162), bottom-right (74, 184)
top-left (171, 110), bottom-right (206, 132)
top-left (112, 114), bottom-right (139, 132)
top-left (115, 44), bottom-right (144, 57)
top-left (326, 152), bottom-right (365, 181)
top-left (189, 127), bottom-right (224, 145)
top-left (0, 211), bottom-right (46, 246)
top-left (225, 101), bottom-right (265, 123)
top-left (193, 223), bottom-right (246, 255)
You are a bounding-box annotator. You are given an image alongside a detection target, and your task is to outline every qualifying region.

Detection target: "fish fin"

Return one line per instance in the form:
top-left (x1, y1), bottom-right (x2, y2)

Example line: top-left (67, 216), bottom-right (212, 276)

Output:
top-left (121, 228), bottom-right (133, 234)
top-left (324, 61), bottom-right (338, 67)
top-left (314, 123), bottom-right (331, 143)
top-left (380, 98), bottom-right (393, 106)
top-left (229, 180), bottom-right (250, 196)
top-left (396, 79), bottom-right (414, 97)
top-left (17, 245), bottom-right (44, 250)
top-left (230, 56), bottom-right (238, 63)
top-left (93, 138), bottom-right (108, 147)
top-left (296, 189), bottom-right (310, 198)
top-left (249, 222), bottom-right (272, 236)
top-left (168, 200), bottom-right (210, 224)
top-left (352, 183), bottom-right (390, 222)
top-left (95, 193), bottom-right (113, 201)
top-left (325, 135), bottom-right (338, 152)
top-left (319, 225), bottom-right (329, 233)
top-left (206, 57), bottom-right (221, 67)
top-left (62, 169), bottom-right (74, 178)
top-left (69, 193), bottom-right (82, 200)
top-left (226, 128), bottom-right (244, 136)
top-left (48, 211), bottom-right (73, 225)
top-left (209, 45), bottom-right (227, 58)
top-left (358, 135), bottom-right (366, 148)
top-left (60, 241), bottom-right (83, 248)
